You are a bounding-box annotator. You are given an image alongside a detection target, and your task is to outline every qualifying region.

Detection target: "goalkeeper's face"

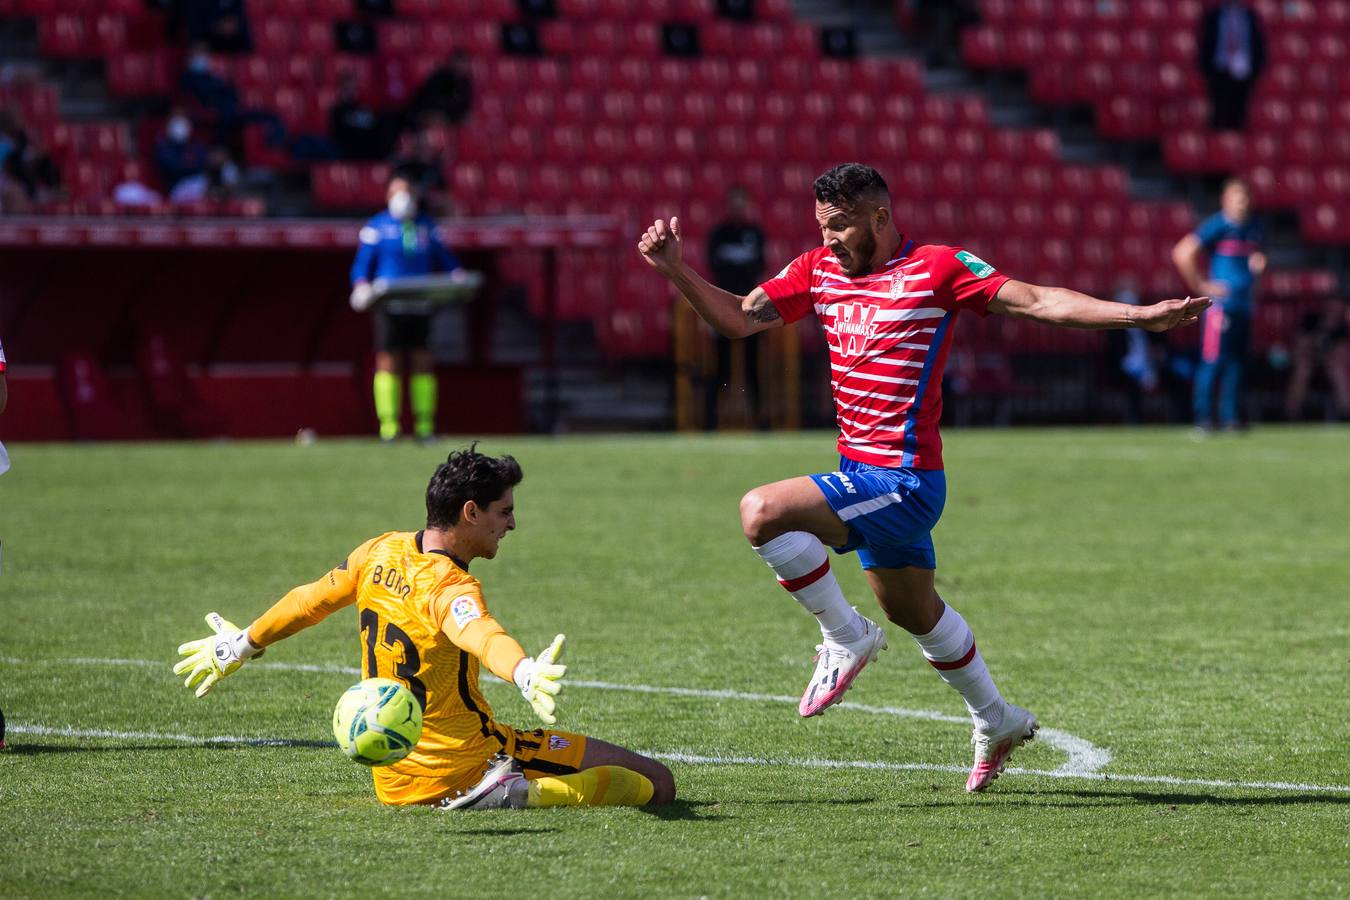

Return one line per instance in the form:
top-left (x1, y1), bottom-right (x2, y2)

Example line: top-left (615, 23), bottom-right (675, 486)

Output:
top-left (470, 488), bottom-right (516, 560)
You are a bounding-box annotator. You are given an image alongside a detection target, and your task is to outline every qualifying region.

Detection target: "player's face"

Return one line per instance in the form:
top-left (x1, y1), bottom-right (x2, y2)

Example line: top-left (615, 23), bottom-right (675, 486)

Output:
top-left (475, 488), bottom-right (516, 559)
top-left (816, 200), bottom-right (880, 277)
top-left (1222, 184), bottom-right (1251, 222)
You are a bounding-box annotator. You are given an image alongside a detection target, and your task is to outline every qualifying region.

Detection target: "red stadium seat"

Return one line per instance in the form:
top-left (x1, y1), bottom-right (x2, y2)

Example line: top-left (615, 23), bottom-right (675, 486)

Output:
top-left (107, 51), bottom-right (172, 97)
top-left (961, 27), bottom-right (1003, 69)
top-left (255, 20), bottom-right (297, 53)
top-left (39, 14), bottom-right (89, 57)
top-left (297, 21), bottom-right (331, 55)
top-left (1162, 131), bottom-right (1212, 173)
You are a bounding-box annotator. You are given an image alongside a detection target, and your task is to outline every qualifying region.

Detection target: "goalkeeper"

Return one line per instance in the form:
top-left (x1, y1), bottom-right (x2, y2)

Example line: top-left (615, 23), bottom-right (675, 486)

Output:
top-left (173, 444), bottom-right (674, 810)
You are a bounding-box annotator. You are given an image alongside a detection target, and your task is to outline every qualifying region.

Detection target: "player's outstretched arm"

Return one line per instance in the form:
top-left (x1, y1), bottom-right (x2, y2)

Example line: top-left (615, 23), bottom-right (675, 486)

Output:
top-left (637, 216), bottom-right (781, 338)
top-left (173, 548), bottom-right (367, 698)
top-left (989, 279), bottom-right (1210, 332)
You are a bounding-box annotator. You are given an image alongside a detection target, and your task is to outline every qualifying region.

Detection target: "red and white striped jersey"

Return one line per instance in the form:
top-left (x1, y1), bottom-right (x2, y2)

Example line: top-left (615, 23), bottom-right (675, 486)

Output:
top-left (760, 239), bottom-right (1009, 470)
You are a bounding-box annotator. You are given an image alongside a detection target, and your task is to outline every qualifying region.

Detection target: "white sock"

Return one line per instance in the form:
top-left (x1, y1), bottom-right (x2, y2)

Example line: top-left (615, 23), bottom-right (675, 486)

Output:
top-left (753, 531), bottom-right (863, 644)
top-left (912, 603), bottom-right (1005, 731)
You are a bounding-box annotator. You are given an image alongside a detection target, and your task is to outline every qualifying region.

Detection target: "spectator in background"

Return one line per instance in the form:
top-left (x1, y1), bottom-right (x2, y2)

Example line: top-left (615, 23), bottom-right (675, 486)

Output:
top-left (410, 50), bottom-right (473, 127)
top-left (392, 129), bottom-right (449, 211)
top-left (349, 175), bottom-right (463, 442)
top-left (168, 145), bottom-right (240, 204)
top-left (330, 70), bottom-right (397, 161)
top-left (1108, 278), bottom-right (1160, 424)
top-left (1284, 295), bottom-right (1350, 421)
top-left (705, 187), bottom-right (767, 430)
top-left (180, 43), bottom-right (284, 146)
top-left (154, 109), bottom-right (209, 190)
top-left (1172, 178), bottom-right (1267, 433)
top-left (0, 109), bottom-right (61, 209)
top-left (167, 0), bottom-right (253, 54)
top-left (112, 161), bottom-right (163, 209)
top-left (908, 0), bottom-right (979, 69)
top-left (1199, 0), bottom-right (1265, 130)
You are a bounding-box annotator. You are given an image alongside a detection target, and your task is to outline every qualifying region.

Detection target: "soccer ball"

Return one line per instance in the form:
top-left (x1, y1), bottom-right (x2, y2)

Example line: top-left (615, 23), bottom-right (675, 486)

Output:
top-left (332, 678), bottom-right (423, 766)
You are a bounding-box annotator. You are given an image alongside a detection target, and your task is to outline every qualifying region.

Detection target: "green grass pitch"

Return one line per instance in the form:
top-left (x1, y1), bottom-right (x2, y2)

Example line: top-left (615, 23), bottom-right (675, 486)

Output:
top-left (2, 427), bottom-right (1347, 898)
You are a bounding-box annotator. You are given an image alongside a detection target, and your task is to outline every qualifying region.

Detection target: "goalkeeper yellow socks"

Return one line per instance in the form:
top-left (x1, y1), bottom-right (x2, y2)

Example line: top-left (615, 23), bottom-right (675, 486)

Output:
top-left (409, 372), bottom-right (437, 440)
top-left (373, 371), bottom-right (401, 441)
top-left (526, 766), bottom-right (655, 808)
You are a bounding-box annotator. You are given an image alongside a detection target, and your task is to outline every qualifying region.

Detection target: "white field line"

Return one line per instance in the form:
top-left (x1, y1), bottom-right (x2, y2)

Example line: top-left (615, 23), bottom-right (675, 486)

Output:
top-left (5, 655), bottom-right (1108, 776)
top-left (6, 724), bottom-right (1348, 795)
top-left (649, 751), bottom-right (1350, 795)
top-left (8, 656), bottom-right (1348, 794)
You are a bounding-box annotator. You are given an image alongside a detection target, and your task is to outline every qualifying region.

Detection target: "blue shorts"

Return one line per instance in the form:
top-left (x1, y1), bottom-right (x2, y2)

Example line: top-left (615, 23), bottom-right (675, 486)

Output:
top-left (810, 458), bottom-right (946, 570)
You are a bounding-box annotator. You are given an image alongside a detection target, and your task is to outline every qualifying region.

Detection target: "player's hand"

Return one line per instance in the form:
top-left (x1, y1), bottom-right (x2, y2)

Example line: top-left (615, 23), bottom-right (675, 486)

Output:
top-left (637, 217), bottom-right (683, 276)
top-left (513, 634), bottom-right (566, 725)
top-left (350, 282), bottom-right (375, 312)
top-left (173, 612), bottom-right (264, 699)
top-left (1133, 296), bottom-right (1211, 332)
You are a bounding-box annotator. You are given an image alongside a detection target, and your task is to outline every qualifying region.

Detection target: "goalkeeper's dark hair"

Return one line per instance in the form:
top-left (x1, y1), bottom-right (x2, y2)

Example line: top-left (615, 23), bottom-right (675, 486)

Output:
top-left (426, 442), bottom-right (523, 528)
top-left (813, 163), bottom-right (890, 211)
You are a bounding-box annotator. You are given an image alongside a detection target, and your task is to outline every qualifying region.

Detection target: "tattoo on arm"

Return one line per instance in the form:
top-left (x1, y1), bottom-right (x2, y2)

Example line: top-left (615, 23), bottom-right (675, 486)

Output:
top-left (745, 295), bottom-right (781, 324)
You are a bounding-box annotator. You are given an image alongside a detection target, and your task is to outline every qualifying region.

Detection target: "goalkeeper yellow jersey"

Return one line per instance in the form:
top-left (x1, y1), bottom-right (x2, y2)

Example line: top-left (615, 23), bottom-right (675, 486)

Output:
top-left (247, 530), bottom-right (530, 805)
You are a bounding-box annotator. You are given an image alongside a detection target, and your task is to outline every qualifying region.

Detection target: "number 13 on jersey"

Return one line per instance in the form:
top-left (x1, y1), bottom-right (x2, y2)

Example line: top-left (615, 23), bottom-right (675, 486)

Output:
top-left (359, 608), bottom-right (428, 710)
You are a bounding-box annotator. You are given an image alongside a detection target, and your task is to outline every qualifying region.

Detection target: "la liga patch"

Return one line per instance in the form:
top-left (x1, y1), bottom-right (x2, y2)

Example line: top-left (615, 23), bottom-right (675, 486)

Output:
top-left (450, 595), bottom-right (482, 628)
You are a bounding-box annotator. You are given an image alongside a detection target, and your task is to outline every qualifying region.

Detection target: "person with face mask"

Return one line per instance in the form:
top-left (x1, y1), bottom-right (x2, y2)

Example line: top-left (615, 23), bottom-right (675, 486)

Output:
top-left (154, 109), bottom-right (209, 190)
top-left (350, 176), bottom-right (463, 442)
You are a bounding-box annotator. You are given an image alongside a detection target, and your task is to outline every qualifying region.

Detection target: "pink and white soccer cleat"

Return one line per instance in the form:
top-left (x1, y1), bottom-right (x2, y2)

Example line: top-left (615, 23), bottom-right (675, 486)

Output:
top-left (440, 754), bottom-right (526, 810)
top-left (799, 615), bottom-right (888, 717)
top-left (966, 703), bottom-right (1039, 792)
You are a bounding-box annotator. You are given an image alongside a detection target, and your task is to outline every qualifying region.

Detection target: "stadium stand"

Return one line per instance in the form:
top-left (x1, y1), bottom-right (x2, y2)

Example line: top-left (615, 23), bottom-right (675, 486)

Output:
top-left (0, 0), bottom-right (1344, 436)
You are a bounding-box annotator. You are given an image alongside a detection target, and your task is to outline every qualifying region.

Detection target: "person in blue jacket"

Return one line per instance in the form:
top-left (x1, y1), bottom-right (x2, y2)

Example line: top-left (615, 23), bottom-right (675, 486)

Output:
top-left (1172, 178), bottom-right (1267, 432)
top-left (350, 175), bottom-right (460, 441)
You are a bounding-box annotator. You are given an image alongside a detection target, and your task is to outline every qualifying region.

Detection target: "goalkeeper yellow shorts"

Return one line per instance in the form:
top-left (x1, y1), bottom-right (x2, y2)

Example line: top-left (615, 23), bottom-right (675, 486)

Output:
top-left (503, 726), bottom-right (588, 777)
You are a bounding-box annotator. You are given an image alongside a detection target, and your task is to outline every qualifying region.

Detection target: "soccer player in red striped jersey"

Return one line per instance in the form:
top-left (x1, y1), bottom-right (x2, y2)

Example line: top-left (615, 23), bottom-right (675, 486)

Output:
top-left (638, 163), bottom-right (1208, 792)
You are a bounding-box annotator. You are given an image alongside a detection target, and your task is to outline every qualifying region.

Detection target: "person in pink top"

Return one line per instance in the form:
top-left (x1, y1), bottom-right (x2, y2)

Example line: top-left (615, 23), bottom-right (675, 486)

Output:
top-left (638, 163), bottom-right (1208, 792)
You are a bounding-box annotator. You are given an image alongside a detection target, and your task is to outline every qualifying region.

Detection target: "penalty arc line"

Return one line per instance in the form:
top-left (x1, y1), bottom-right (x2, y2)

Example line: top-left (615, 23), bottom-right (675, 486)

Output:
top-left (6, 724), bottom-right (1349, 795)
top-left (3, 654), bottom-right (1108, 776)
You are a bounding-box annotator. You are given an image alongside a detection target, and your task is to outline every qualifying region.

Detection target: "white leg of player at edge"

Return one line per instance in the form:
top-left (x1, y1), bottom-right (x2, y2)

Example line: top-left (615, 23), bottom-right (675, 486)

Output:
top-left (912, 603), bottom-right (1039, 792)
top-left (753, 531), bottom-right (888, 717)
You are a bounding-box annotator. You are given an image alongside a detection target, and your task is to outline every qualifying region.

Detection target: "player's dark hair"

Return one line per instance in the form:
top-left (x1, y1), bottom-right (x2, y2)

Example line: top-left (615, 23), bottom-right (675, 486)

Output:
top-left (426, 442), bottom-right (523, 528)
top-left (813, 163), bottom-right (889, 211)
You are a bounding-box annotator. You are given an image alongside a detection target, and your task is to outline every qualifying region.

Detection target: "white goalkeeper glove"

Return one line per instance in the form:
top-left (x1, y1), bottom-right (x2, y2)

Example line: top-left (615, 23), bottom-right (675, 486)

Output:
top-left (173, 612), bottom-right (265, 698)
top-left (513, 634), bottom-right (566, 725)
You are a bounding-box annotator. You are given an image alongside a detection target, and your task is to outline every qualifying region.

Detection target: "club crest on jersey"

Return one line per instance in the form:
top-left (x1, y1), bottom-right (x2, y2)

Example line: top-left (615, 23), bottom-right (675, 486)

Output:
top-left (836, 302), bottom-right (879, 357)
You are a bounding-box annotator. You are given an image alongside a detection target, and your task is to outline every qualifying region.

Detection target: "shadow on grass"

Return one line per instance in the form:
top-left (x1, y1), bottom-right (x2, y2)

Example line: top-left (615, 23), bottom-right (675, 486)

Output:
top-left (639, 799), bottom-right (728, 821)
top-left (1008, 788), bottom-right (1350, 808)
top-left (451, 827), bottom-right (564, 836)
top-left (741, 797), bottom-right (887, 807)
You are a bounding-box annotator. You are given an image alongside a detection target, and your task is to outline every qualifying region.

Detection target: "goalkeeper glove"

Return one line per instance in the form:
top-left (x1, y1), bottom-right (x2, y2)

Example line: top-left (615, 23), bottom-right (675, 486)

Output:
top-left (513, 634), bottom-right (566, 725)
top-left (173, 612), bottom-right (264, 698)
